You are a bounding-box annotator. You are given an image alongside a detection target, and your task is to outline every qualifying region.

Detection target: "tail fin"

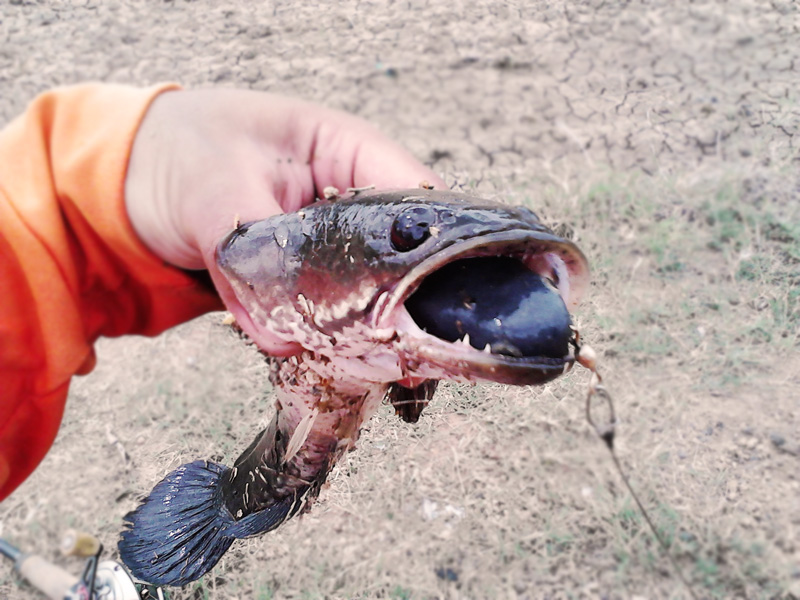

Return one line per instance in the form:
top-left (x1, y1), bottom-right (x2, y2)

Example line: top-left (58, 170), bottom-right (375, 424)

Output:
top-left (118, 460), bottom-right (298, 586)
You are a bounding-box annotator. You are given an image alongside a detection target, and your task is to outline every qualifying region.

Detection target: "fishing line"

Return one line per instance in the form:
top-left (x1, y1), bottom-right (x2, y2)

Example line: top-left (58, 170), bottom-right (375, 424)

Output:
top-left (570, 326), bottom-right (699, 600)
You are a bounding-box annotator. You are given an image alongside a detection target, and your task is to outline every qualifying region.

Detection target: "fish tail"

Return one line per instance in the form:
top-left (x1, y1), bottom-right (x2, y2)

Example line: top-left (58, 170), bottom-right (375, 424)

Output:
top-left (118, 460), bottom-right (299, 586)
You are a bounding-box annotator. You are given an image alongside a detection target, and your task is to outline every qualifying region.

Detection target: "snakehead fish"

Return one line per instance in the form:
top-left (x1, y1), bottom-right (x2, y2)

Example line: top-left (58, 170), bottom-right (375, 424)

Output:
top-left (118, 188), bottom-right (590, 585)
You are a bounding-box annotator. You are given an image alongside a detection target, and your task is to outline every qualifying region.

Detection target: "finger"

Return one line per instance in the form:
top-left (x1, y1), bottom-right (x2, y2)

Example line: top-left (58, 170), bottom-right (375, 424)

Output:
top-left (305, 110), bottom-right (447, 196)
top-left (215, 92), bottom-right (443, 211)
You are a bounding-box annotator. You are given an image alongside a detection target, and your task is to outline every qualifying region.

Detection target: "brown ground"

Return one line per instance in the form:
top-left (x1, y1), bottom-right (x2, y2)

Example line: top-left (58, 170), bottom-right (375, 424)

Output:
top-left (1, 1), bottom-right (799, 599)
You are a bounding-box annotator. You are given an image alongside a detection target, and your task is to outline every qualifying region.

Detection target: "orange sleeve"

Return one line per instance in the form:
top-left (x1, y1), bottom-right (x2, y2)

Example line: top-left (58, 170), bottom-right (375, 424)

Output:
top-left (0, 84), bottom-right (223, 501)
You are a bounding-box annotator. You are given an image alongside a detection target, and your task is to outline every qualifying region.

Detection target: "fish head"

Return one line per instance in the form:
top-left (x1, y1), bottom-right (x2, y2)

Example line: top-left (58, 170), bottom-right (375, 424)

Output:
top-left (217, 189), bottom-right (589, 386)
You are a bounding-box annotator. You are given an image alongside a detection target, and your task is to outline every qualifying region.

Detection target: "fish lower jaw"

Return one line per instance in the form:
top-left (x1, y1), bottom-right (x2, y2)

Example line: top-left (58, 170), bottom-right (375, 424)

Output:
top-left (392, 309), bottom-right (573, 386)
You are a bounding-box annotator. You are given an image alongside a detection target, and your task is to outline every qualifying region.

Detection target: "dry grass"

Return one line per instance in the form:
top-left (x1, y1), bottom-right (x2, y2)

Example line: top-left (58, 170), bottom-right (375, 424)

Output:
top-left (2, 1), bottom-right (799, 598)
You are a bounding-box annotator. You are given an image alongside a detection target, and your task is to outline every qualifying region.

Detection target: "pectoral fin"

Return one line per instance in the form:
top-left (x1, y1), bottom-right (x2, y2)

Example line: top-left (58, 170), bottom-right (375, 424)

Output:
top-left (387, 379), bottom-right (439, 423)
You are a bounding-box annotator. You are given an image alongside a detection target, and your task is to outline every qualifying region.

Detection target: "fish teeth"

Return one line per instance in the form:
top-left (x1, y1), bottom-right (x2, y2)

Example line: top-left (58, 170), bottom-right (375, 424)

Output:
top-left (296, 293), bottom-right (310, 315)
top-left (483, 343), bottom-right (492, 354)
top-left (462, 333), bottom-right (471, 347)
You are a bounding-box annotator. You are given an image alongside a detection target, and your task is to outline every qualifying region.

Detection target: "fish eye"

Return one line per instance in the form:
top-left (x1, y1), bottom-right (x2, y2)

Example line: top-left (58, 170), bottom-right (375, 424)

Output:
top-left (391, 206), bottom-right (436, 252)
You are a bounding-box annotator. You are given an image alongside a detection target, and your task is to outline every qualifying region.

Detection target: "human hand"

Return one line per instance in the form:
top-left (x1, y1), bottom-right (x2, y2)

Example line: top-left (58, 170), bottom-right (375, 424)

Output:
top-left (125, 88), bottom-right (445, 355)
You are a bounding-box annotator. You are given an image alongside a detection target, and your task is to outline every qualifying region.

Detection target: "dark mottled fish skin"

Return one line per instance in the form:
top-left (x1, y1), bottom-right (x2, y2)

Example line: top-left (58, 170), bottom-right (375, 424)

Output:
top-left (119, 189), bottom-right (590, 586)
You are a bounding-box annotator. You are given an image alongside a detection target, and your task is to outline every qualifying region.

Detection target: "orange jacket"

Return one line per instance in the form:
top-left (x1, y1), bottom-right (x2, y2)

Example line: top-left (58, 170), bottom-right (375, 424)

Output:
top-left (0, 84), bottom-right (222, 501)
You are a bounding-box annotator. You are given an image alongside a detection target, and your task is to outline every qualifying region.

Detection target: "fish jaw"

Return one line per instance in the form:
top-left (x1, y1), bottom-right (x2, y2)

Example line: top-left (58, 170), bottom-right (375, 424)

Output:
top-left (375, 229), bottom-right (589, 386)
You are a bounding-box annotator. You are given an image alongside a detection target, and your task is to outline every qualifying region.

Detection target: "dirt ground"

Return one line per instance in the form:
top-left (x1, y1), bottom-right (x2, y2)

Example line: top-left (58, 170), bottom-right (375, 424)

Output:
top-left (1, 1), bottom-right (799, 598)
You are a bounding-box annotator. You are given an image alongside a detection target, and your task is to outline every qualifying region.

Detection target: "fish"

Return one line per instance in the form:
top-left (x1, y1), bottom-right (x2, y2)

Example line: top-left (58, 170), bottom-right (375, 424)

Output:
top-left (118, 188), bottom-right (590, 586)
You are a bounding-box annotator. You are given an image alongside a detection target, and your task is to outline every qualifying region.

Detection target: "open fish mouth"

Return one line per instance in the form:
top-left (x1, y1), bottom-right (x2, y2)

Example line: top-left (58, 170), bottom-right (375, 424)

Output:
top-left (373, 229), bottom-right (589, 386)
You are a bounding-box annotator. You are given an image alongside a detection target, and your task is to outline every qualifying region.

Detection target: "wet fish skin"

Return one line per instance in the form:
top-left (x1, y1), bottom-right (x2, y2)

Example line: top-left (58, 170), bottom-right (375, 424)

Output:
top-left (119, 189), bottom-right (590, 586)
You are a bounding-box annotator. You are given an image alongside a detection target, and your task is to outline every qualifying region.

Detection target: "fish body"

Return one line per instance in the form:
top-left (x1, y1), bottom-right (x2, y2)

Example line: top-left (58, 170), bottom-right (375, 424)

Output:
top-left (119, 189), bottom-right (589, 585)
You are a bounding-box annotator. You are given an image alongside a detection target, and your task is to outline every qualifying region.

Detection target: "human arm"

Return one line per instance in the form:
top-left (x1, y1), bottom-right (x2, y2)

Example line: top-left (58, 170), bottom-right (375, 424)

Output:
top-left (0, 84), bottom-right (224, 500)
top-left (0, 84), bottom-right (443, 500)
